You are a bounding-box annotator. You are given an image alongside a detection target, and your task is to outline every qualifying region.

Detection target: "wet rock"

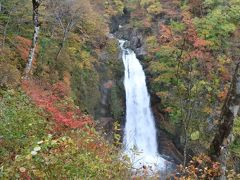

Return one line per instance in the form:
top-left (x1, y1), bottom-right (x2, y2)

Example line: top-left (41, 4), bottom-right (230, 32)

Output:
top-left (123, 40), bottom-right (131, 49)
top-left (150, 91), bottom-right (184, 164)
top-left (96, 117), bottom-right (114, 142)
top-left (109, 7), bottom-right (131, 33)
top-left (129, 30), bottom-right (143, 49)
top-left (135, 46), bottom-right (147, 60)
top-left (114, 25), bottom-right (133, 40)
top-left (115, 26), bottom-right (147, 59)
top-left (157, 130), bottom-right (184, 164)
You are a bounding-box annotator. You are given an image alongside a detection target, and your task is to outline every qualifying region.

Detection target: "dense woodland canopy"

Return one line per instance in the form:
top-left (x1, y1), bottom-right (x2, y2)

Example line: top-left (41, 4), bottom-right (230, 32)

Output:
top-left (0, 0), bottom-right (240, 179)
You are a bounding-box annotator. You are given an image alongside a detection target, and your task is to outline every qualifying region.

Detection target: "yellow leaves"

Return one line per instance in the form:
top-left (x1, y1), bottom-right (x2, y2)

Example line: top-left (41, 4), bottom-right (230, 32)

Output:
top-left (146, 36), bottom-right (158, 49)
top-left (233, 116), bottom-right (240, 136)
top-left (190, 131), bottom-right (200, 141)
top-left (68, 47), bottom-right (78, 54)
top-left (146, 2), bottom-right (162, 15)
top-left (26, 154), bottom-right (32, 160)
top-left (153, 73), bottom-right (173, 84)
top-left (190, 80), bottom-right (212, 95)
top-left (178, 83), bottom-right (187, 92)
top-left (217, 55), bottom-right (232, 81)
top-left (33, 169), bottom-right (46, 178)
top-left (149, 62), bottom-right (168, 73)
top-left (19, 167), bottom-right (26, 173)
top-left (74, 50), bottom-right (97, 70)
top-left (140, 0), bottom-right (156, 7)
top-left (218, 55), bottom-right (231, 65)
top-left (226, 170), bottom-right (240, 180)
top-left (156, 91), bottom-right (169, 98)
top-left (218, 65), bottom-right (227, 74)
top-left (105, 0), bottom-right (124, 15)
top-left (213, 119), bottom-right (219, 125)
top-left (202, 106), bottom-right (213, 114)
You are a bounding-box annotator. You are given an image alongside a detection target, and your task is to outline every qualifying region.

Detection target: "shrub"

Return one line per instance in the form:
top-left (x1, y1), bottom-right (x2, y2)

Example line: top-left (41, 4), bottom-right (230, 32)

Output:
top-left (194, 1), bottom-right (240, 49)
top-left (140, 0), bottom-right (162, 15)
top-left (170, 20), bottom-right (186, 33)
top-left (146, 2), bottom-right (162, 15)
top-left (0, 62), bottom-right (21, 89)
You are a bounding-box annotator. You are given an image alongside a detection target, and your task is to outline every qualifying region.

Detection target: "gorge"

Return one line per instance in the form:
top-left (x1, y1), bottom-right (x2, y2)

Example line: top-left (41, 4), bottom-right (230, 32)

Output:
top-left (1, 0), bottom-right (240, 179)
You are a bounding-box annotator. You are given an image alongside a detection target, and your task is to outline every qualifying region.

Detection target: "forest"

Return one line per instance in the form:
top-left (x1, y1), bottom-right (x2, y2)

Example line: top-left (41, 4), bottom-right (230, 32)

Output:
top-left (0, 0), bottom-right (240, 179)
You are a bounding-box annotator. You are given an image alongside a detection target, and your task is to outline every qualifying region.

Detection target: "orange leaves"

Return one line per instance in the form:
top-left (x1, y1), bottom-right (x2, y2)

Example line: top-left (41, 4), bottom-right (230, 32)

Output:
top-left (217, 88), bottom-right (228, 102)
top-left (163, 107), bottom-right (173, 113)
top-left (156, 91), bottom-right (169, 98)
top-left (173, 154), bottom-right (221, 179)
top-left (158, 23), bottom-right (173, 43)
top-left (179, 10), bottom-right (218, 79)
top-left (193, 38), bottom-right (211, 48)
top-left (182, 11), bottom-right (192, 25)
top-left (181, 10), bottom-right (209, 49)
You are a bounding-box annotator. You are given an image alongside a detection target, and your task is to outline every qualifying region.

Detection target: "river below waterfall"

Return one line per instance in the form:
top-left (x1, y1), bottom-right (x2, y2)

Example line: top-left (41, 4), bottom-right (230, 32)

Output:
top-left (119, 40), bottom-right (166, 171)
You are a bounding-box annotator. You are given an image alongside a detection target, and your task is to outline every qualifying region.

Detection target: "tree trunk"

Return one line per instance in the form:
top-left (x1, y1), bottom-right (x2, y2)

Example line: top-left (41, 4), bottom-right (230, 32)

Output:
top-left (2, 15), bottom-right (11, 49)
top-left (2, 6), bottom-right (15, 49)
top-left (183, 124), bottom-right (188, 167)
top-left (55, 29), bottom-right (68, 61)
top-left (24, 0), bottom-right (42, 77)
top-left (210, 62), bottom-right (240, 179)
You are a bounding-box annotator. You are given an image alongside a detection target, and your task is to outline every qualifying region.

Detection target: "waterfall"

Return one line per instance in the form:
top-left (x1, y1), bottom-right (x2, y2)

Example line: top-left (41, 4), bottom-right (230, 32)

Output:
top-left (119, 40), bottom-right (165, 170)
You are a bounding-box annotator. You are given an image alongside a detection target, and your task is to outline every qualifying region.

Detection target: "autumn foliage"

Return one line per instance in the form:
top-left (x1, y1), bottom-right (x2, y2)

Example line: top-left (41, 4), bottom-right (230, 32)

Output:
top-left (22, 80), bottom-right (93, 129)
top-left (15, 36), bottom-right (39, 64)
top-left (172, 154), bottom-right (221, 179)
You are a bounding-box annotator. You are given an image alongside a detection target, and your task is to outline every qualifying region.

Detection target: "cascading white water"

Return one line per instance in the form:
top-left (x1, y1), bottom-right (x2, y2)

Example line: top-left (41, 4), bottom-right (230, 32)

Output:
top-left (119, 40), bottom-right (165, 170)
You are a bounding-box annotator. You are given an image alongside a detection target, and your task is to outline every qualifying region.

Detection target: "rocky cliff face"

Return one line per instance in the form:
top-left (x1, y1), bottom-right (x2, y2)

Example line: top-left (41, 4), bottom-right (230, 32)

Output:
top-left (115, 27), bottom-right (147, 60)
top-left (109, 8), bottom-right (147, 60)
top-left (93, 38), bottom-right (125, 141)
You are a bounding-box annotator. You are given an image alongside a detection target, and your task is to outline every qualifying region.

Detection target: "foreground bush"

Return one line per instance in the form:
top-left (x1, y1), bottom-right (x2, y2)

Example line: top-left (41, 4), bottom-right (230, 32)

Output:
top-left (0, 89), bottom-right (130, 179)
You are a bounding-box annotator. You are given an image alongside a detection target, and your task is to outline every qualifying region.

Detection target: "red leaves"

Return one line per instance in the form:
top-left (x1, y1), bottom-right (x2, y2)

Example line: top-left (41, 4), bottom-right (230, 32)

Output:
top-left (182, 12), bottom-right (210, 50)
top-left (52, 82), bottom-right (70, 98)
top-left (15, 36), bottom-right (39, 63)
top-left (22, 80), bottom-right (93, 129)
top-left (180, 10), bottom-right (218, 79)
